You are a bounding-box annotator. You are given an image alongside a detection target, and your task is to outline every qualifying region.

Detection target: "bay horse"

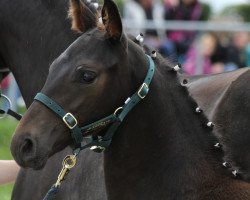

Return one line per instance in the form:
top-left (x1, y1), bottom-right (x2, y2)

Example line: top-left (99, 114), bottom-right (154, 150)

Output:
top-left (0, 0), bottom-right (106, 199)
top-left (184, 68), bottom-right (250, 180)
top-left (2, 0), bottom-right (250, 199)
top-left (11, 0), bottom-right (250, 199)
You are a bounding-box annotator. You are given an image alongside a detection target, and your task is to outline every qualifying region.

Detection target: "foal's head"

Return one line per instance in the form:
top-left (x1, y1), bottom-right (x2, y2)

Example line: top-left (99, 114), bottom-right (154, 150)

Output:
top-left (11, 0), bottom-right (149, 169)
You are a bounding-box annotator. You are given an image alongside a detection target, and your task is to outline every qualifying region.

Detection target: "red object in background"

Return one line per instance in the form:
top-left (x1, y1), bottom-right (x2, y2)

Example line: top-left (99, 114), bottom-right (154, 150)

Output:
top-left (1, 75), bottom-right (9, 90)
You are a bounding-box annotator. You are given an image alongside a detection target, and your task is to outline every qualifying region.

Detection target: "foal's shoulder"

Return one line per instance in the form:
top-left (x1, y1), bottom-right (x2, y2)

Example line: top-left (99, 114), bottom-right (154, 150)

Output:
top-left (225, 179), bottom-right (250, 199)
top-left (200, 178), bottom-right (250, 200)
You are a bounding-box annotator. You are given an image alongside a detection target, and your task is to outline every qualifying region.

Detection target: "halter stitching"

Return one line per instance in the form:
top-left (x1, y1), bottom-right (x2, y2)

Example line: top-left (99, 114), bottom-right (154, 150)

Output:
top-left (34, 54), bottom-right (155, 154)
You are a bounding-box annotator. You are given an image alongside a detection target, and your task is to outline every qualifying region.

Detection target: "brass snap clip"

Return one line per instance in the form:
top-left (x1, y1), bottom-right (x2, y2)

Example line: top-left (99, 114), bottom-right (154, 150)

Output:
top-left (55, 155), bottom-right (77, 187)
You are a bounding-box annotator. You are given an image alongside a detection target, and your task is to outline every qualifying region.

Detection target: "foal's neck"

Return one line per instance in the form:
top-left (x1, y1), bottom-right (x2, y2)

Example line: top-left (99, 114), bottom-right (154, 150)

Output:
top-left (104, 55), bottom-right (229, 199)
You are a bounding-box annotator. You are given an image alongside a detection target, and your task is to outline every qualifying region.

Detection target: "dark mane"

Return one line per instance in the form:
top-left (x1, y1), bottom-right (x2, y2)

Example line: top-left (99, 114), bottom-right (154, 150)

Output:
top-left (129, 36), bottom-right (223, 160)
top-left (159, 55), bottom-right (221, 154)
top-left (9, 0), bottom-right (250, 199)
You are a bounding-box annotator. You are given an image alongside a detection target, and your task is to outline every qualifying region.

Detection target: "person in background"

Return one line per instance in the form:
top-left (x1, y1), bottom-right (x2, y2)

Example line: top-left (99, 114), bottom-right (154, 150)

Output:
top-left (184, 33), bottom-right (223, 75)
top-left (123, 0), bottom-right (164, 48)
top-left (0, 160), bottom-right (20, 185)
top-left (245, 43), bottom-right (250, 67)
top-left (226, 32), bottom-right (250, 70)
top-left (162, 0), bottom-right (210, 59)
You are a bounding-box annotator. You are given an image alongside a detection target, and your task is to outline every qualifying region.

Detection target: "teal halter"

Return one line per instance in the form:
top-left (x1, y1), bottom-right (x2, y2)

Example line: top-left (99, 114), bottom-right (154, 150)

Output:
top-left (34, 55), bottom-right (155, 154)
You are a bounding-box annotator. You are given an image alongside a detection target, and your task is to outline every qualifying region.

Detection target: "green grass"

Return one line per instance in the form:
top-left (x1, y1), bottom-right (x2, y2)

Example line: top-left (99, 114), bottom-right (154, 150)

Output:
top-left (0, 184), bottom-right (14, 200)
top-left (0, 118), bottom-right (19, 200)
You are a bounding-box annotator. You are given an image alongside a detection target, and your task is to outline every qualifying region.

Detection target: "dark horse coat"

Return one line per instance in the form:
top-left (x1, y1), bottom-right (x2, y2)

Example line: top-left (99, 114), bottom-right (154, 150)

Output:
top-left (1, 0), bottom-right (250, 199)
top-left (0, 0), bottom-right (106, 199)
top-left (10, 0), bottom-right (250, 199)
top-left (185, 68), bottom-right (250, 180)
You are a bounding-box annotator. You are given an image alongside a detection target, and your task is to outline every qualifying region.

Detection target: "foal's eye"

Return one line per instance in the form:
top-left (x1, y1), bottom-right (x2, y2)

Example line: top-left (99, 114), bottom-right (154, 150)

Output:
top-left (80, 71), bottom-right (97, 83)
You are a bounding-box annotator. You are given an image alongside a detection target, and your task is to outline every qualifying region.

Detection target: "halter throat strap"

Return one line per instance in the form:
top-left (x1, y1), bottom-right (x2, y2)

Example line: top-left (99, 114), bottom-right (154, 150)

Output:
top-left (34, 55), bottom-right (155, 153)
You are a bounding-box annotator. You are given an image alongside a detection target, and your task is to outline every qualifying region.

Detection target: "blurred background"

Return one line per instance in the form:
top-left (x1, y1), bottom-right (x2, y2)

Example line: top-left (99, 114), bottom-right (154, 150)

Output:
top-left (1, 0), bottom-right (250, 199)
top-left (122, 0), bottom-right (250, 74)
top-left (0, 75), bottom-right (23, 199)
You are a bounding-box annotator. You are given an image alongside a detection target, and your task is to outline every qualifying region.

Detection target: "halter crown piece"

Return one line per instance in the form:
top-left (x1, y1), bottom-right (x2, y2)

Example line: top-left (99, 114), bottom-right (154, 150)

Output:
top-left (34, 55), bottom-right (155, 154)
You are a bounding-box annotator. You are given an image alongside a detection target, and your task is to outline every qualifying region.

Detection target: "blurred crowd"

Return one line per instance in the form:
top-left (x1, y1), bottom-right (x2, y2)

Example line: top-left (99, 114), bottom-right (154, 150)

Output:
top-left (2, 0), bottom-right (250, 109)
top-left (123, 0), bottom-right (250, 75)
top-left (1, 0), bottom-right (250, 188)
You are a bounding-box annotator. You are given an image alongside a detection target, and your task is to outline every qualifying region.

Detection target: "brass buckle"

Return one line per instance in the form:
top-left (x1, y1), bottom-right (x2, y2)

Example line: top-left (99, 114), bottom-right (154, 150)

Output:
top-left (63, 113), bottom-right (78, 129)
top-left (137, 83), bottom-right (148, 99)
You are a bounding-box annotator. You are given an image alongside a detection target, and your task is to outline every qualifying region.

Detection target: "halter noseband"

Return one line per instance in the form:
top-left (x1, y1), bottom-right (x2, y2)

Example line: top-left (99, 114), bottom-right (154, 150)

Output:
top-left (34, 55), bottom-right (155, 154)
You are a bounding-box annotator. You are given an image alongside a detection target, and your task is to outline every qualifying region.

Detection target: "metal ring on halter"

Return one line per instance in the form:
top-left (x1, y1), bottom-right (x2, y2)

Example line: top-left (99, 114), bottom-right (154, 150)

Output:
top-left (114, 107), bottom-right (123, 116)
top-left (0, 94), bottom-right (12, 119)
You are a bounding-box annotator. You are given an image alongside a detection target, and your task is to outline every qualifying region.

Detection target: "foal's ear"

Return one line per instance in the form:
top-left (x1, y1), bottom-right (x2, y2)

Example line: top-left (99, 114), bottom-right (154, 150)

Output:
top-left (69, 0), bottom-right (97, 33)
top-left (101, 0), bottom-right (123, 41)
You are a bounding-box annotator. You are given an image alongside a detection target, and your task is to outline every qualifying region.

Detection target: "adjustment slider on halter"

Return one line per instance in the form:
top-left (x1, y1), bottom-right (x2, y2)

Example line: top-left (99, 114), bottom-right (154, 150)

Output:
top-left (125, 97), bottom-right (131, 104)
top-left (34, 55), bottom-right (155, 154)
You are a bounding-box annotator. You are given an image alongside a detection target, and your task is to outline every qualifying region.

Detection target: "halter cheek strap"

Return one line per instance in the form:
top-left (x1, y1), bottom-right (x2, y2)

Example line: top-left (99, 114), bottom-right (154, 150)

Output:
top-left (34, 93), bottom-right (84, 149)
top-left (34, 55), bottom-right (155, 154)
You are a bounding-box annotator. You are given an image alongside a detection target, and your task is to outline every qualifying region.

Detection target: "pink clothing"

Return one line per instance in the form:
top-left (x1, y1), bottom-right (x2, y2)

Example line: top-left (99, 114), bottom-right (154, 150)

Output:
top-left (184, 46), bottom-right (212, 75)
top-left (1, 76), bottom-right (9, 90)
top-left (165, 0), bottom-right (202, 43)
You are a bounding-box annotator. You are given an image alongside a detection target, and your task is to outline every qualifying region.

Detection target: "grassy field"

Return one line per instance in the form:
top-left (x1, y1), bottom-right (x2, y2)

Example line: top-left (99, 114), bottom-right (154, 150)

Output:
top-left (0, 118), bottom-right (19, 200)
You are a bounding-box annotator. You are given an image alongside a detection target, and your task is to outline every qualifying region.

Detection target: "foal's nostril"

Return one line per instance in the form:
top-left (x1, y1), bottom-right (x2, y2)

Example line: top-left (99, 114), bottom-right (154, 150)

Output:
top-left (20, 138), bottom-right (34, 157)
